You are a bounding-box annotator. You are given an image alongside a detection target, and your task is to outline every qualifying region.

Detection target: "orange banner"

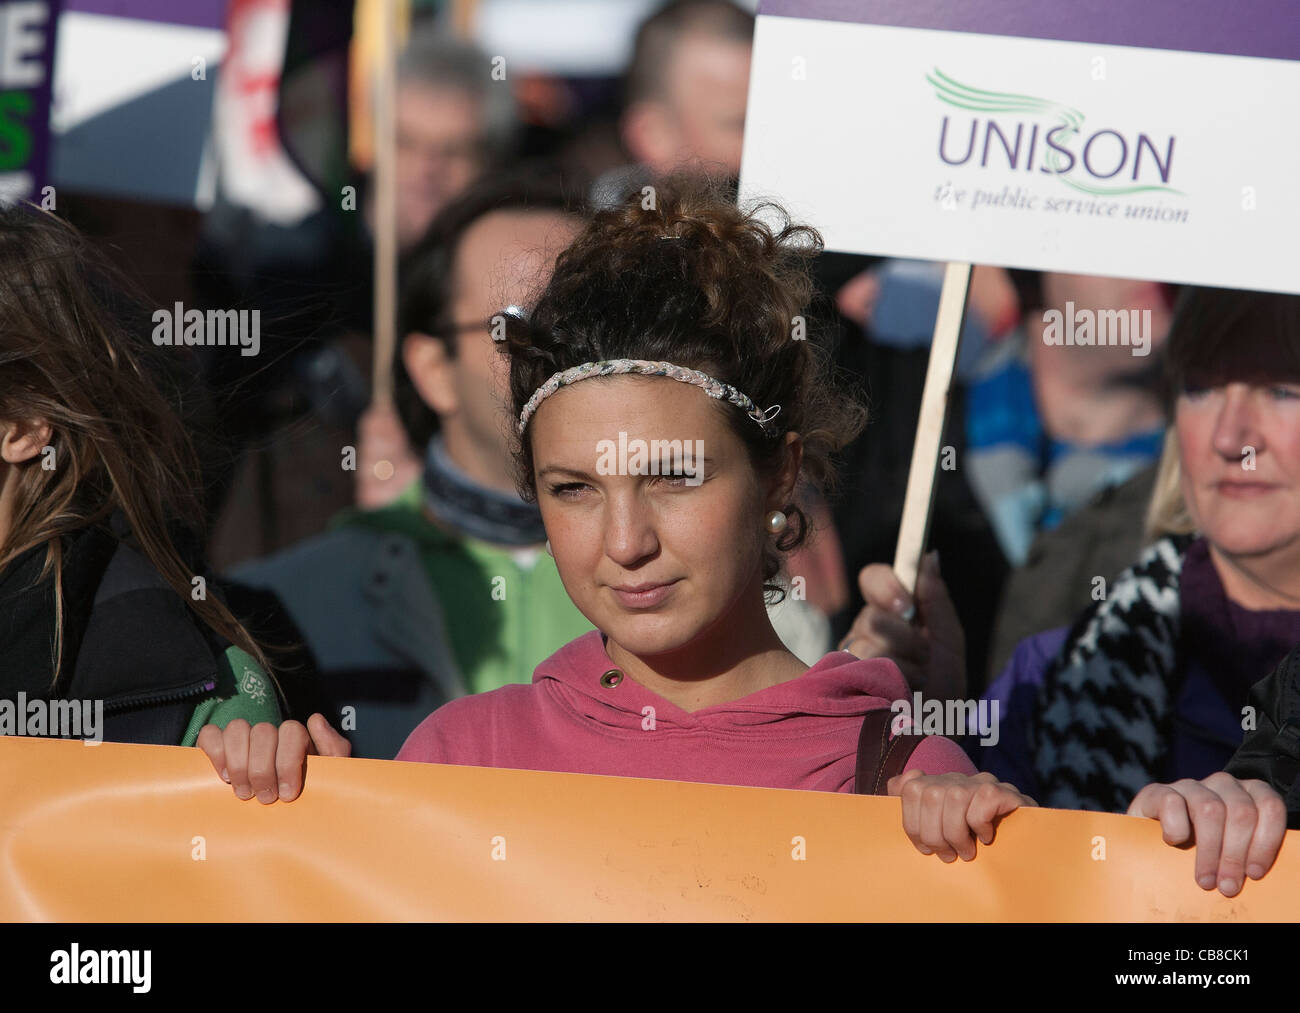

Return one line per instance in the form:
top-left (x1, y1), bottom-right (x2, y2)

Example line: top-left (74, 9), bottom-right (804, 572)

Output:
top-left (1, 735), bottom-right (1297, 921)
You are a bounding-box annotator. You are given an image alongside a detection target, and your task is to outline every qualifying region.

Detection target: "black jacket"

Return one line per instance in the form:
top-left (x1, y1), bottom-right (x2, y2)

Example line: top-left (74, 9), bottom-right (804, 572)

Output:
top-left (0, 520), bottom-right (320, 743)
top-left (1226, 645), bottom-right (1300, 828)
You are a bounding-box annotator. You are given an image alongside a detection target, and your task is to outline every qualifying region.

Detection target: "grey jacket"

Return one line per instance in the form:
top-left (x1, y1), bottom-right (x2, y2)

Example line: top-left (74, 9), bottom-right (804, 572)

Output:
top-left (232, 525), bottom-right (466, 758)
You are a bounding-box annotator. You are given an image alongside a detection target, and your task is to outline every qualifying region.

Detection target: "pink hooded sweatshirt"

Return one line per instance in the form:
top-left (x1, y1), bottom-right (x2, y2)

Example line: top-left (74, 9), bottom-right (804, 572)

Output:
top-left (397, 630), bottom-right (975, 792)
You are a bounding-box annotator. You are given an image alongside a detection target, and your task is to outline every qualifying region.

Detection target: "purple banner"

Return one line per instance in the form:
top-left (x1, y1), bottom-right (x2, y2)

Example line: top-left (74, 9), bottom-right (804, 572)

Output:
top-left (64, 0), bottom-right (228, 30)
top-left (0, 0), bottom-right (62, 203)
top-left (759, 0), bottom-right (1300, 63)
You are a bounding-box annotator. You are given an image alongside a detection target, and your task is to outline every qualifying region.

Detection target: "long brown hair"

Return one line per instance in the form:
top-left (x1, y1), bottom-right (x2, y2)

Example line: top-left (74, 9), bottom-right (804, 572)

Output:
top-left (0, 204), bottom-right (270, 680)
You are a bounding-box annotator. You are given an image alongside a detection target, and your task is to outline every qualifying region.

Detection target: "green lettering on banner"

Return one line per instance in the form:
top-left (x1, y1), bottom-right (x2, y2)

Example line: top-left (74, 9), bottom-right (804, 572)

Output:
top-left (0, 90), bottom-right (33, 170)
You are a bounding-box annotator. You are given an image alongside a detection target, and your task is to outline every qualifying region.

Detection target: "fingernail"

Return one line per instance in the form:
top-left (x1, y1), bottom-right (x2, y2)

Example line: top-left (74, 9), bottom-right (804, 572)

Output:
top-left (1219, 878), bottom-right (1240, 896)
top-left (1198, 873), bottom-right (1217, 890)
top-left (279, 782), bottom-right (292, 799)
top-left (257, 788), bottom-right (277, 804)
top-left (235, 785), bottom-right (253, 800)
top-left (1248, 863), bottom-right (1266, 880)
top-left (220, 767), bottom-right (229, 783)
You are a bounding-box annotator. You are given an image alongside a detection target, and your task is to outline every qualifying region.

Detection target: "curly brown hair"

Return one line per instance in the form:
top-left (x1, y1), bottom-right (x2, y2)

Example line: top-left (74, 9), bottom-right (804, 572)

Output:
top-left (503, 172), bottom-right (868, 601)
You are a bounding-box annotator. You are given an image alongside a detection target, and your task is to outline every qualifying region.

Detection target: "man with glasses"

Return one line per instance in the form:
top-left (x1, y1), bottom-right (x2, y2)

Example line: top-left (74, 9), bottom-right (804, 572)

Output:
top-left (231, 169), bottom-right (595, 758)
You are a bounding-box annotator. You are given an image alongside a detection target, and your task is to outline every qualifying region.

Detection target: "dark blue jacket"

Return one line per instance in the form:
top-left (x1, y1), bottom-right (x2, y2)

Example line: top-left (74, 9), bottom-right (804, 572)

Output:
top-left (978, 627), bottom-right (1248, 800)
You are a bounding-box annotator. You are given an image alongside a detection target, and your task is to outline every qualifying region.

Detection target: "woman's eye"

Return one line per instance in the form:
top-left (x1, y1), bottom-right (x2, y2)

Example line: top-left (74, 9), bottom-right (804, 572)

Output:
top-left (1269, 385), bottom-right (1300, 400)
top-left (653, 472), bottom-right (689, 487)
top-left (1181, 383), bottom-right (1211, 399)
top-left (549, 482), bottom-right (590, 497)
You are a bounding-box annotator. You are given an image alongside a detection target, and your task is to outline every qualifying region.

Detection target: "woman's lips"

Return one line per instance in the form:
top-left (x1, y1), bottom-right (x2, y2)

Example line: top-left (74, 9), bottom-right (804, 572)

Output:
top-left (1215, 481), bottom-right (1278, 498)
top-left (610, 580), bottom-right (681, 609)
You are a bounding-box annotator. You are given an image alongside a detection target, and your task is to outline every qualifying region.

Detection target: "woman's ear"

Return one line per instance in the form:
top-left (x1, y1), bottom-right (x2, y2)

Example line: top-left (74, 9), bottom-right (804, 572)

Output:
top-left (768, 431), bottom-right (803, 510)
top-left (0, 419), bottom-right (52, 464)
top-left (402, 332), bottom-right (458, 419)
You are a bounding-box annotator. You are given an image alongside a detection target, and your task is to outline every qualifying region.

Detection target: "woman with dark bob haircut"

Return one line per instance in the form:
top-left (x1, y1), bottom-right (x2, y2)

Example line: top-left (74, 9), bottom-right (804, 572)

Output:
top-left (847, 283), bottom-right (1300, 894)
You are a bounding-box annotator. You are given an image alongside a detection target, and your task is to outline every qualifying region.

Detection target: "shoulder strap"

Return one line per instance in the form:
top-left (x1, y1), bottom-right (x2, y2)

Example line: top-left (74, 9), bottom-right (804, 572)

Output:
top-left (854, 708), bottom-right (923, 795)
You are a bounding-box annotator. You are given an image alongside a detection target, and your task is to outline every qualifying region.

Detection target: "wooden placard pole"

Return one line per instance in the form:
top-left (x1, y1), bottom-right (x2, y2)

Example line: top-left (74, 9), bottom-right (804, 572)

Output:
top-left (451, 0), bottom-right (478, 37)
top-left (891, 261), bottom-right (973, 595)
top-left (370, 0), bottom-right (399, 408)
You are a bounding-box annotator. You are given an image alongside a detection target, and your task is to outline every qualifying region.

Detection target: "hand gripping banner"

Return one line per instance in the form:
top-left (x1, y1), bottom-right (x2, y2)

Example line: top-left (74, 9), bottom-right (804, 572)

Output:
top-left (1, 736), bottom-right (1297, 921)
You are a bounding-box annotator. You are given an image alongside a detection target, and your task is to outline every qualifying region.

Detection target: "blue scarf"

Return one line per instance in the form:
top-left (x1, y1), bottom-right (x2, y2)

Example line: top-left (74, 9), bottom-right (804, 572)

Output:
top-left (420, 435), bottom-right (547, 547)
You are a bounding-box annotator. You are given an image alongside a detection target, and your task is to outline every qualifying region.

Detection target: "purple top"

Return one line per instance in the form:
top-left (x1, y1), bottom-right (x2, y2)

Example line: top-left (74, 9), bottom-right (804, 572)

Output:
top-left (759, 0), bottom-right (1300, 63)
top-left (979, 537), bottom-right (1300, 801)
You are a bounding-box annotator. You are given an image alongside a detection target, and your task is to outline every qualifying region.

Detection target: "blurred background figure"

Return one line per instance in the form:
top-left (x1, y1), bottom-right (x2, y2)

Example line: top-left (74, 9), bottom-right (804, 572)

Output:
top-left (38, 0), bottom-right (776, 563)
top-left (969, 272), bottom-right (1175, 677)
top-left (231, 167), bottom-right (595, 758)
top-left (832, 270), bottom-right (1176, 695)
top-left (590, 0), bottom-right (753, 208)
top-left (834, 261), bottom-right (1021, 382)
top-left (28, 0), bottom-right (1074, 699)
top-left (199, 10), bottom-right (522, 542)
top-left (965, 272), bottom-right (1174, 569)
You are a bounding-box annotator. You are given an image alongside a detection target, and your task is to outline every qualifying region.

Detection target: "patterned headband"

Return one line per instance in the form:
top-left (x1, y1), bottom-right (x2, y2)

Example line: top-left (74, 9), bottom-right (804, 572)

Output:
top-left (517, 359), bottom-right (782, 437)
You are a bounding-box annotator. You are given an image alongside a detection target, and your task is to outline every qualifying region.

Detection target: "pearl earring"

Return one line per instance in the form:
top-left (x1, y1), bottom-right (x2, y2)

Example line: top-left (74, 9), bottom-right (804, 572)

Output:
top-left (545, 539), bottom-right (553, 556)
top-left (766, 510), bottom-right (788, 534)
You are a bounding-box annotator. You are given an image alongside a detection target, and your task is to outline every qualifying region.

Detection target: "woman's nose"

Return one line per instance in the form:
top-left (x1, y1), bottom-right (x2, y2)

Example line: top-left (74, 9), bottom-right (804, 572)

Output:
top-left (1211, 385), bottom-right (1261, 463)
top-left (602, 492), bottom-right (659, 566)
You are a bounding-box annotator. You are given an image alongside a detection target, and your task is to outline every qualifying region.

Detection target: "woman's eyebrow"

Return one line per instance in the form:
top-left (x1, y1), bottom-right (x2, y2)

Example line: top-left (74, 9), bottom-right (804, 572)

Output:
top-left (537, 464), bottom-right (595, 481)
top-left (538, 454), bottom-right (715, 481)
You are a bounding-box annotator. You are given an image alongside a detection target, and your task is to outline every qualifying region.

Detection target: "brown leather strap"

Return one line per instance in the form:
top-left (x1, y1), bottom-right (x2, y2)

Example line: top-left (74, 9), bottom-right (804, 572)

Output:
top-left (854, 708), bottom-right (923, 795)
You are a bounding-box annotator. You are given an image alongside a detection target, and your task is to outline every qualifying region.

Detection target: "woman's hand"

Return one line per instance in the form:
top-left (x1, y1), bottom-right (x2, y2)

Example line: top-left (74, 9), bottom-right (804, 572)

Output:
top-left (840, 550), bottom-right (967, 699)
top-left (889, 769), bottom-right (1036, 861)
top-left (196, 713), bottom-right (352, 803)
top-left (1127, 772), bottom-right (1287, 897)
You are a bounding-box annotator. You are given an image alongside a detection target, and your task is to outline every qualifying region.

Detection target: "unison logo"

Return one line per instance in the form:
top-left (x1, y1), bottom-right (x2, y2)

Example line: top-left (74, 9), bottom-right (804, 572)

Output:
top-left (928, 68), bottom-right (1181, 197)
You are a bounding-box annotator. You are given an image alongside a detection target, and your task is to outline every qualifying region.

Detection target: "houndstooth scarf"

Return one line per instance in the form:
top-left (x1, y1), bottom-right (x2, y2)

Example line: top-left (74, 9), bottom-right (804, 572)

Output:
top-left (1032, 534), bottom-right (1195, 812)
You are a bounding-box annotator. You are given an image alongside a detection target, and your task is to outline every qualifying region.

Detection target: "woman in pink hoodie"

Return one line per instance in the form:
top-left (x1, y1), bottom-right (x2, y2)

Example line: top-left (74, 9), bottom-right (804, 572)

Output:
top-left (201, 173), bottom-right (1031, 862)
top-left (201, 174), bottom-right (1291, 885)
top-left (201, 172), bottom-right (1292, 888)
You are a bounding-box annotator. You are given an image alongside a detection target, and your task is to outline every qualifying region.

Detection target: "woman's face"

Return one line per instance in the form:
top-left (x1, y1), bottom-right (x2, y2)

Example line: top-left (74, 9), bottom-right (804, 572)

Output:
top-left (528, 374), bottom-right (787, 657)
top-left (1177, 379), bottom-right (1300, 558)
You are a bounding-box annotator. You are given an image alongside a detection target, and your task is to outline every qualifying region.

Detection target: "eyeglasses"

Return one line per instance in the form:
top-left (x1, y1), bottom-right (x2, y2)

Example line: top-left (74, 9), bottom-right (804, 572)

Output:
top-left (430, 306), bottom-right (526, 341)
top-left (433, 318), bottom-right (496, 338)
